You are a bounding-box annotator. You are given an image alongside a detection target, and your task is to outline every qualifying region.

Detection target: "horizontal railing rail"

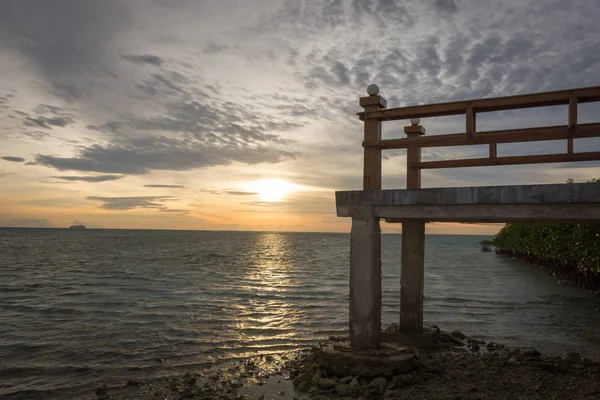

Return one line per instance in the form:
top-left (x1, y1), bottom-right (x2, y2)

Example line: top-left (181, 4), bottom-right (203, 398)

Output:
top-left (358, 85), bottom-right (600, 170)
top-left (359, 85), bottom-right (600, 121)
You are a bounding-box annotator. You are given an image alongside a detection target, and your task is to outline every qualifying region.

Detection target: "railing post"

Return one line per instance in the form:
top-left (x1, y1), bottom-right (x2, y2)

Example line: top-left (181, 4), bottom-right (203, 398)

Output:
top-left (360, 84), bottom-right (386, 190)
top-left (400, 119), bottom-right (426, 333)
top-left (349, 85), bottom-right (386, 349)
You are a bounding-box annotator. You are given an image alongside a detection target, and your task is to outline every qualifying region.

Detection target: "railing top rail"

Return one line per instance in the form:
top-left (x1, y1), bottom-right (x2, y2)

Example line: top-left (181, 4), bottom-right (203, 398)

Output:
top-left (360, 85), bottom-right (600, 121)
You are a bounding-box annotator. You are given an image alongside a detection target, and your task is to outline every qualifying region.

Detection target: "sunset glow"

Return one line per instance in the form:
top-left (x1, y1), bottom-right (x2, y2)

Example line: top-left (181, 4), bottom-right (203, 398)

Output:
top-left (251, 179), bottom-right (296, 202)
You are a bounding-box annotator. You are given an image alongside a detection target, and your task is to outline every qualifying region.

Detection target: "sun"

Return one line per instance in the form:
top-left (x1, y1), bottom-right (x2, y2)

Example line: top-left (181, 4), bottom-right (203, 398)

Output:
top-left (251, 179), bottom-right (295, 202)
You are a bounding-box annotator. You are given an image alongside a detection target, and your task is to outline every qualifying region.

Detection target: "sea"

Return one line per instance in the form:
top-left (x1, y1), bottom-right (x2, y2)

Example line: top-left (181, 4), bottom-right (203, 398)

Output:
top-left (1, 228), bottom-right (600, 398)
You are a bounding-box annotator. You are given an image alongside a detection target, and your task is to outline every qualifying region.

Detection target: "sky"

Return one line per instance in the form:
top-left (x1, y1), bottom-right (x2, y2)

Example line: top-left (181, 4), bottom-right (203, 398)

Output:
top-left (0, 0), bottom-right (599, 233)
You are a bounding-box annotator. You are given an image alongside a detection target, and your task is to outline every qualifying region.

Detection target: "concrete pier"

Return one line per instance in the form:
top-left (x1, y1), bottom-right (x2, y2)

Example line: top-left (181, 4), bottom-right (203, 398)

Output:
top-left (341, 84), bottom-right (600, 349)
top-left (400, 220), bottom-right (425, 333)
top-left (349, 216), bottom-right (381, 349)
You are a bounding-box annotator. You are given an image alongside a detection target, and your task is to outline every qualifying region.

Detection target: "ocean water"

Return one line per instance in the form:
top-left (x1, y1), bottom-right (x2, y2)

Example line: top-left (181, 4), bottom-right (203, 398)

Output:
top-left (1, 228), bottom-right (600, 398)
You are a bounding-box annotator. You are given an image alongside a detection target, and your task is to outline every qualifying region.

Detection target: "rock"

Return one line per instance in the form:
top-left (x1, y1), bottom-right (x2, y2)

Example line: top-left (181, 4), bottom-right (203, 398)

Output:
top-left (279, 390), bottom-right (286, 396)
top-left (507, 357), bottom-right (518, 365)
top-left (469, 342), bottom-right (480, 352)
top-left (425, 361), bottom-right (444, 374)
top-left (318, 378), bottom-right (337, 390)
top-left (95, 385), bottom-right (108, 397)
top-left (126, 380), bottom-right (141, 386)
top-left (451, 330), bottom-right (466, 340)
top-left (522, 349), bottom-right (542, 359)
top-left (339, 376), bottom-right (353, 384)
top-left (370, 377), bottom-right (387, 394)
top-left (349, 377), bottom-right (360, 388)
top-left (393, 373), bottom-right (415, 387)
top-left (313, 368), bottom-right (322, 381)
top-left (563, 352), bottom-right (582, 363)
top-left (335, 383), bottom-right (361, 396)
top-left (266, 355), bottom-right (275, 362)
top-left (583, 358), bottom-right (595, 365)
top-left (297, 381), bottom-right (312, 392)
top-left (486, 342), bottom-right (503, 350)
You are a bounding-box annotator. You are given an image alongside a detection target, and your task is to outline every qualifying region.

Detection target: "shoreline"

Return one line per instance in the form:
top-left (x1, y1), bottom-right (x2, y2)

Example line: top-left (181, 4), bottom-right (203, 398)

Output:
top-left (95, 328), bottom-right (600, 399)
top-left (5, 328), bottom-right (600, 399)
top-left (495, 248), bottom-right (600, 296)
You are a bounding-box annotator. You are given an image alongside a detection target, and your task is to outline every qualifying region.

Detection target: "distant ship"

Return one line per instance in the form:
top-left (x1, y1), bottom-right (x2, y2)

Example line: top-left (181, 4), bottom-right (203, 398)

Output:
top-left (69, 224), bottom-right (86, 230)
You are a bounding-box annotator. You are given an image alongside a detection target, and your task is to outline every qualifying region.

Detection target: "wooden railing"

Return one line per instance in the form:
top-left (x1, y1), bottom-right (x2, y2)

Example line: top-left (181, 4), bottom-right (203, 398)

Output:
top-left (359, 85), bottom-right (600, 172)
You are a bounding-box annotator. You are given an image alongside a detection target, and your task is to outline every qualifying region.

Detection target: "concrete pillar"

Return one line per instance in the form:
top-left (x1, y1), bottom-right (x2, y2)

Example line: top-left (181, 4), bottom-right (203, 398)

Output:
top-left (400, 122), bottom-right (426, 333)
top-left (350, 216), bottom-right (381, 349)
top-left (400, 220), bottom-right (425, 333)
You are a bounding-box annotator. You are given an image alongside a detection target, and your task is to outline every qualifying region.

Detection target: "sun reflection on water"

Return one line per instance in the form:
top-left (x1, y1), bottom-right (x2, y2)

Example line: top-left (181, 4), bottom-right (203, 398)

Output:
top-left (231, 233), bottom-right (305, 357)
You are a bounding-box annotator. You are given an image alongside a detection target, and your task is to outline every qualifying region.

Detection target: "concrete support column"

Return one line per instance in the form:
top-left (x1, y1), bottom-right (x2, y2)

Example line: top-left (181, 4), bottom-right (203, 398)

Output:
top-left (349, 215), bottom-right (381, 349)
top-left (400, 121), bottom-right (426, 333)
top-left (400, 220), bottom-right (425, 333)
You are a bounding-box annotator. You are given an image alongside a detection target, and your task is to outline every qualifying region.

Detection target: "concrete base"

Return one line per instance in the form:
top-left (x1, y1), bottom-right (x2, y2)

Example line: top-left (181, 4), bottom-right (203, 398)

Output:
top-left (319, 347), bottom-right (418, 378)
top-left (381, 331), bottom-right (437, 349)
top-left (349, 216), bottom-right (381, 349)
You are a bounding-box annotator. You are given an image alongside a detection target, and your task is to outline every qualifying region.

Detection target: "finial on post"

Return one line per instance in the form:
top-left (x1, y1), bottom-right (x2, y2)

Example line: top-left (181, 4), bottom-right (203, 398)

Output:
top-left (360, 84), bottom-right (386, 110)
top-left (410, 118), bottom-right (420, 126)
top-left (367, 84), bottom-right (380, 96)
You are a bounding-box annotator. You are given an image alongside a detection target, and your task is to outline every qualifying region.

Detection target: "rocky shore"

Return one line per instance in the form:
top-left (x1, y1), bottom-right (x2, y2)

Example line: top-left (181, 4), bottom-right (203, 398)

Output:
top-left (96, 325), bottom-right (600, 400)
top-left (495, 248), bottom-right (600, 295)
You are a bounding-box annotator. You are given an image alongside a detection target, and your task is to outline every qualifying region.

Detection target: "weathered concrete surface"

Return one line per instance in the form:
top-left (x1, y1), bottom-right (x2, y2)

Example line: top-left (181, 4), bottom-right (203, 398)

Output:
top-left (318, 347), bottom-right (419, 378)
top-left (378, 203), bottom-right (600, 222)
top-left (350, 216), bottom-right (382, 349)
top-left (336, 183), bottom-right (600, 221)
top-left (400, 221), bottom-right (425, 333)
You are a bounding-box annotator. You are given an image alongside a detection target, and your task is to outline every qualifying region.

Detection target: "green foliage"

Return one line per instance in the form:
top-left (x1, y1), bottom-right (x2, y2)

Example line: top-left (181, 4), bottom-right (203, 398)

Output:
top-left (492, 178), bottom-right (600, 273)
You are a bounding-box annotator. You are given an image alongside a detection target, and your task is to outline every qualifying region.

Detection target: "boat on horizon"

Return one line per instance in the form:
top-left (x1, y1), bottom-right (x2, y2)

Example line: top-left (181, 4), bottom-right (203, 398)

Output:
top-left (69, 225), bottom-right (86, 230)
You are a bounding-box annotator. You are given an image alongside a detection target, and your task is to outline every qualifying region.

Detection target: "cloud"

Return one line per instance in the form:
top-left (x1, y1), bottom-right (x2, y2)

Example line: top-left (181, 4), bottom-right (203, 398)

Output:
top-left (241, 201), bottom-right (286, 207)
top-left (1, 156), bottom-right (25, 162)
top-left (51, 175), bottom-right (123, 182)
top-left (33, 70), bottom-right (301, 175)
top-left (121, 54), bottom-right (164, 66)
top-left (15, 104), bottom-right (75, 130)
top-left (0, 173), bottom-right (16, 178)
top-left (434, 0), bottom-right (458, 14)
top-left (144, 184), bottom-right (186, 188)
top-left (0, 0), bottom-right (132, 98)
top-left (86, 196), bottom-right (175, 211)
top-left (200, 189), bottom-right (258, 196)
top-left (158, 208), bottom-right (190, 214)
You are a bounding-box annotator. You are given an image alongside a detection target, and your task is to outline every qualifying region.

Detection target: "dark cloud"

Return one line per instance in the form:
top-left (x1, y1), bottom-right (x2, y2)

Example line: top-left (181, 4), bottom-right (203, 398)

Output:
top-left (1, 156), bottom-right (25, 162)
top-left (200, 189), bottom-right (258, 196)
top-left (34, 70), bottom-right (301, 175)
top-left (16, 104), bottom-right (75, 130)
top-left (51, 175), bottom-right (123, 182)
top-left (86, 196), bottom-right (174, 211)
top-left (121, 54), bottom-right (164, 66)
top-left (158, 208), bottom-right (190, 214)
top-left (144, 184), bottom-right (186, 188)
top-left (0, 0), bottom-right (131, 97)
top-left (35, 135), bottom-right (297, 175)
top-left (434, 0), bottom-right (458, 14)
